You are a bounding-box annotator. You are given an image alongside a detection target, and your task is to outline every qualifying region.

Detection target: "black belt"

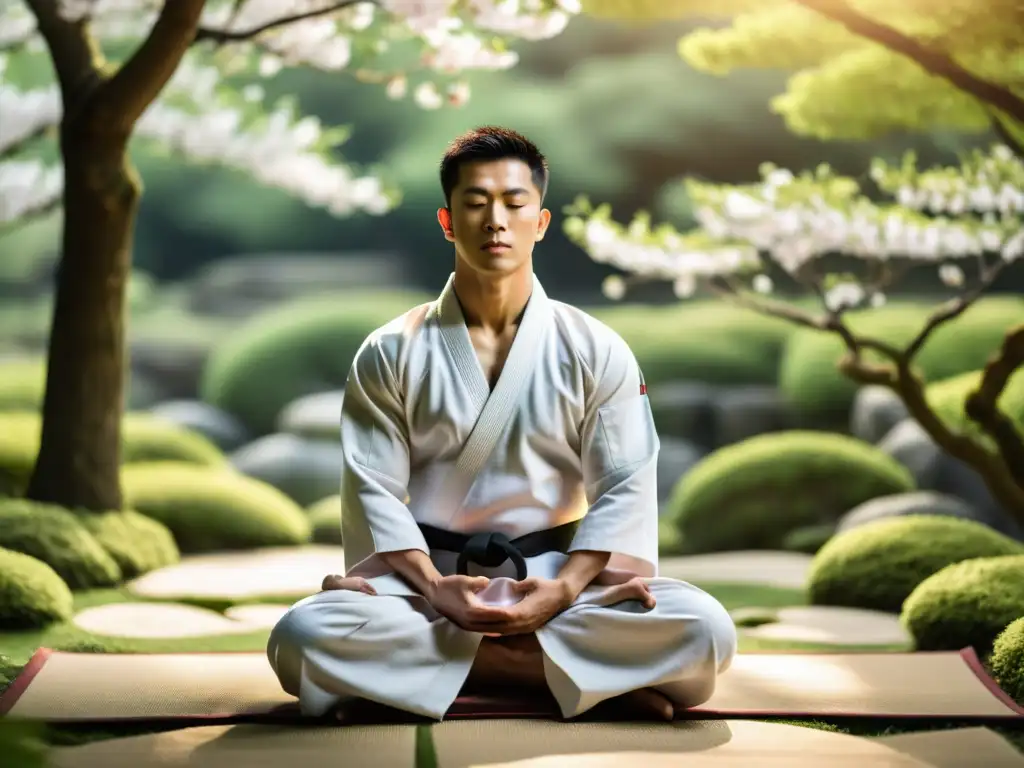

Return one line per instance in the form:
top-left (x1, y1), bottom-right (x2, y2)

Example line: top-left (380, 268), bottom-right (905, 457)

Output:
top-left (418, 520), bottom-right (580, 581)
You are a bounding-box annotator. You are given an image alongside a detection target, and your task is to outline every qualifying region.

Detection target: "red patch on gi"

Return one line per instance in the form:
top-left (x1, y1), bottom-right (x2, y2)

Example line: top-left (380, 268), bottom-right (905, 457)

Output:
top-left (640, 384), bottom-right (647, 395)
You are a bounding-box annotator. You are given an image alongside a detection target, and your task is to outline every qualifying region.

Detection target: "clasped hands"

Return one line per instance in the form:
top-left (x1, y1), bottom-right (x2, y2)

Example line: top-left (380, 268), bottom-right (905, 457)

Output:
top-left (321, 571), bottom-right (655, 636)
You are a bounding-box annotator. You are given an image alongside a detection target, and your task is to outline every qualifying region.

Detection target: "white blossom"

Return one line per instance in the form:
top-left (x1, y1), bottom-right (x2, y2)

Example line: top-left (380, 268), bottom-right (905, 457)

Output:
top-left (752, 274), bottom-right (773, 294)
top-left (824, 282), bottom-right (865, 312)
top-left (0, 160), bottom-right (62, 225)
top-left (602, 274), bottom-right (626, 300)
top-left (938, 263), bottom-right (965, 288)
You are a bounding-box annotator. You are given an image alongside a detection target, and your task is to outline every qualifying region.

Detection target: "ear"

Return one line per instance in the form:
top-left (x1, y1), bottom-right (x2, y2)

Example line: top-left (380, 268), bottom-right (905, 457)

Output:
top-left (437, 207), bottom-right (455, 242)
top-left (535, 207), bottom-right (552, 242)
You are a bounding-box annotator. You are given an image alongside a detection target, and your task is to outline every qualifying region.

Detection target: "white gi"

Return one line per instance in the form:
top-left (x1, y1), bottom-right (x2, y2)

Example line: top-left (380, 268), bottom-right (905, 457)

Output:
top-left (267, 273), bottom-right (737, 720)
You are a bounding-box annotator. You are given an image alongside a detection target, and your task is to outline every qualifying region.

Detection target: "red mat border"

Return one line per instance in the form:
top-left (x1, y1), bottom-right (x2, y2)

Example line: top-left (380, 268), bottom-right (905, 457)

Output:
top-left (1, 646), bottom-right (1021, 722)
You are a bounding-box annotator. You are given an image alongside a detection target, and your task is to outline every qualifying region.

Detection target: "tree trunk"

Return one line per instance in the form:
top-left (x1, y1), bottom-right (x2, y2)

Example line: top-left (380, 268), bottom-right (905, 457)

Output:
top-left (24, 124), bottom-right (140, 512)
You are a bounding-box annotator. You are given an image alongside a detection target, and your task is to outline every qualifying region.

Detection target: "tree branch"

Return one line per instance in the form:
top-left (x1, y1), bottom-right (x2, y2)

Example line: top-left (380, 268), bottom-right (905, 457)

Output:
top-left (794, 0), bottom-right (1024, 124)
top-left (193, 0), bottom-right (373, 44)
top-left (903, 258), bottom-right (1010, 361)
top-left (90, 0), bottom-right (207, 133)
top-left (0, 123), bottom-right (57, 160)
top-left (23, 0), bottom-right (105, 114)
top-left (987, 110), bottom-right (1024, 158)
top-left (964, 324), bottom-right (1024, 487)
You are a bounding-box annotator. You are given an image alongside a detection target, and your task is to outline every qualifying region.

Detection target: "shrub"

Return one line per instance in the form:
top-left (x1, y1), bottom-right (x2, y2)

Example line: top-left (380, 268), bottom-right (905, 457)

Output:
top-left (0, 499), bottom-right (122, 589)
top-left (76, 509), bottom-right (180, 579)
top-left (782, 523), bottom-right (835, 554)
top-left (807, 515), bottom-right (1024, 613)
top-left (926, 366), bottom-right (1024, 447)
top-left (778, 297), bottom-right (1024, 421)
top-left (0, 411), bottom-right (223, 496)
top-left (592, 301), bottom-right (795, 386)
top-left (901, 554), bottom-right (1024, 654)
top-left (121, 462), bottom-right (311, 553)
top-left (306, 494), bottom-right (342, 545)
top-left (0, 547), bottom-right (74, 629)
top-left (200, 290), bottom-right (431, 435)
top-left (667, 431), bottom-right (915, 553)
top-left (988, 617), bottom-right (1024, 706)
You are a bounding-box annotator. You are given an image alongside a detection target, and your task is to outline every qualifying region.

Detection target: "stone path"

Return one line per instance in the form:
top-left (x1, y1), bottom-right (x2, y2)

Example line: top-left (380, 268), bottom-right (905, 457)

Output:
top-left (660, 551), bottom-right (813, 590)
top-left (736, 606), bottom-right (911, 647)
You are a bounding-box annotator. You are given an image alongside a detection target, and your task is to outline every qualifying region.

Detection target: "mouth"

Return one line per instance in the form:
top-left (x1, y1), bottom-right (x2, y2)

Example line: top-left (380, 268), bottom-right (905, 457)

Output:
top-left (482, 242), bottom-right (511, 252)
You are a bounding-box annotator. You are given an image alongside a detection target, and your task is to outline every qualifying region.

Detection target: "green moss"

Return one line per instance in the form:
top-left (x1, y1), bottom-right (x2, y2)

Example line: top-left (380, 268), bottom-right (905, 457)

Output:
top-left (121, 463), bottom-right (311, 553)
top-left (75, 510), bottom-right (180, 579)
top-left (0, 718), bottom-right (48, 768)
top-left (901, 554), bottom-right (1024, 654)
top-left (779, 297), bottom-right (1024, 419)
top-left (306, 494), bottom-right (342, 545)
top-left (0, 547), bottom-right (74, 630)
top-left (0, 412), bottom-right (39, 496)
top-left (658, 517), bottom-right (685, 555)
top-left (926, 366), bottom-right (1024, 449)
top-left (0, 359), bottom-right (46, 412)
top-left (593, 300), bottom-right (795, 386)
top-left (988, 617), bottom-right (1024, 705)
top-left (667, 431), bottom-right (915, 553)
top-left (782, 523), bottom-right (835, 554)
top-left (0, 499), bottom-right (122, 590)
top-left (200, 290), bottom-right (431, 435)
top-left (807, 515), bottom-right (1024, 613)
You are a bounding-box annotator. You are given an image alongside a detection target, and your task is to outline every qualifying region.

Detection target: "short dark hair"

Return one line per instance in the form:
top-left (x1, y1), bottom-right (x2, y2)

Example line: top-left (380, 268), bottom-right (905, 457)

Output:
top-left (439, 126), bottom-right (549, 207)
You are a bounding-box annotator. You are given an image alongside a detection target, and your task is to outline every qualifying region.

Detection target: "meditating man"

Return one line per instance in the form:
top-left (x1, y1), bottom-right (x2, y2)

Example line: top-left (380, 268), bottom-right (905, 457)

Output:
top-left (267, 126), bottom-right (737, 722)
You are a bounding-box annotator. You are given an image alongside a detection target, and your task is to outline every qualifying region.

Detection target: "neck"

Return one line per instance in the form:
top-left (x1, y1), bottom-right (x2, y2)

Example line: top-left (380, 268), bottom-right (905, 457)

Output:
top-left (452, 260), bottom-right (533, 332)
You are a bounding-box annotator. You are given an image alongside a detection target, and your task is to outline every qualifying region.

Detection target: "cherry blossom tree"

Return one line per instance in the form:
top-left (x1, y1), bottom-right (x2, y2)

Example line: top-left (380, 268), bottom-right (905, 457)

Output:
top-left (565, 144), bottom-right (1024, 522)
top-left (0, 0), bottom-right (580, 511)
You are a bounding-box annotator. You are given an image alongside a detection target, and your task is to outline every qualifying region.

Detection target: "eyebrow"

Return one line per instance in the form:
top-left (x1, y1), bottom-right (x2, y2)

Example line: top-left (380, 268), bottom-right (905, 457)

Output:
top-left (462, 186), bottom-right (530, 197)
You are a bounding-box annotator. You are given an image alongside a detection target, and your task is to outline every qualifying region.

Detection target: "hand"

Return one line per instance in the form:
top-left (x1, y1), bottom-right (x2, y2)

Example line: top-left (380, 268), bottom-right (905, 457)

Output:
top-left (321, 574), bottom-right (377, 595)
top-left (427, 575), bottom-right (516, 633)
top-left (486, 577), bottom-right (575, 635)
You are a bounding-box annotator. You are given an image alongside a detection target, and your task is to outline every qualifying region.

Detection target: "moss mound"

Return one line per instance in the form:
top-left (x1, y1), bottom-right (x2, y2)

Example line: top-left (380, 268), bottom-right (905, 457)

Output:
top-left (807, 515), bottom-right (1024, 613)
top-left (779, 297), bottom-right (1024, 420)
top-left (667, 431), bottom-right (915, 553)
top-left (989, 617), bottom-right (1024, 706)
top-left (0, 499), bottom-right (122, 589)
top-left (782, 523), bottom-right (835, 554)
top-left (76, 509), bottom-right (180, 579)
top-left (592, 301), bottom-right (795, 386)
top-left (658, 517), bottom-right (685, 555)
top-left (0, 546), bottom-right (74, 629)
top-left (0, 411), bottom-right (224, 496)
top-left (122, 463), bottom-right (312, 553)
top-left (200, 290), bottom-right (431, 435)
top-left (901, 554), bottom-right (1024, 654)
top-left (306, 494), bottom-right (342, 545)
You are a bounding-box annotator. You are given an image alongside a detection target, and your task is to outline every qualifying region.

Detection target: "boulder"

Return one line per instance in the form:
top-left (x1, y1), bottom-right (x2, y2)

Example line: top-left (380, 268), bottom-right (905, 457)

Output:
top-left (276, 390), bottom-right (344, 442)
top-left (850, 386), bottom-right (909, 444)
top-left (647, 382), bottom-right (717, 448)
top-left (836, 491), bottom-right (985, 534)
top-left (230, 433), bottom-right (343, 507)
top-left (149, 400), bottom-right (249, 452)
top-left (711, 385), bottom-right (794, 447)
top-left (656, 437), bottom-right (704, 506)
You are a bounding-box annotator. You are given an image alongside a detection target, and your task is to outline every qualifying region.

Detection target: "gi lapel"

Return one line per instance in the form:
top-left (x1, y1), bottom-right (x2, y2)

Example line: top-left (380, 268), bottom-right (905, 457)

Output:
top-left (434, 272), bottom-right (553, 525)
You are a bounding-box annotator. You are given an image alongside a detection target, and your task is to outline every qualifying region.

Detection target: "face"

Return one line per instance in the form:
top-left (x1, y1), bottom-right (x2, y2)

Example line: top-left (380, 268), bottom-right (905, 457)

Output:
top-left (437, 158), bottom-right (551, 276)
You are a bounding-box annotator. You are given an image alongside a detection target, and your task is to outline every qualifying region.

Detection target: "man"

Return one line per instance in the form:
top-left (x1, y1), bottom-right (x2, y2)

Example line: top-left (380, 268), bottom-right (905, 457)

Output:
top-left (267, 126), bottom-right (737, 722)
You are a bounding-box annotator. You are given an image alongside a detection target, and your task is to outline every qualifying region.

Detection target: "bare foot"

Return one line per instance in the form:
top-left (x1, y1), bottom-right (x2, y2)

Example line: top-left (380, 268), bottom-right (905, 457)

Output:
top-left (619, 688), bottom-right (675, 721)
top-left (321, 575), bottom-right (377, 595)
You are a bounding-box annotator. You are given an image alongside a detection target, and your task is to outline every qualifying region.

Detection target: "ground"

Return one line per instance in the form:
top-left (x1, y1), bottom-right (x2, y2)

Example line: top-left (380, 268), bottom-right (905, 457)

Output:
top-left (0, 547), bottom-right (1022, 766)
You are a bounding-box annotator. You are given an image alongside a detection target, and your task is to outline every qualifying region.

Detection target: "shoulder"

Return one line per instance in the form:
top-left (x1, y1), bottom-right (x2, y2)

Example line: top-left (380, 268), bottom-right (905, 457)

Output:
top-left (550, 300), bottom-right (639, 379)
top-left (350, 301), bottom-right (434, 384)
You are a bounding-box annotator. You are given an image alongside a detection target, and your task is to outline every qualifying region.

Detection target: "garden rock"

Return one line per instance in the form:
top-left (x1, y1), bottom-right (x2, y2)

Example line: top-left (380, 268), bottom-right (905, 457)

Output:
top-left (850, 386), bottom-right (909, 444)
top-left (656, 437), bottom-right (704, 505)
top-left (878, 419), bottom-right (1023, 539)
top-left (71, 602), bottom-right (269, 639)
top-left (130, 340), bottom-right (210, 401)
top-left (128, 545), bottom-right (344, 602)
top-left (647, 381), bottom-right (717, 448)
top-left (740, 605), bottom-right (911, 647)
top-left (230, 433), bottom-right (344, 508)
top-left (148, 400), bottom-right (249, 452)
top-left (659, 551), bottom-right (812, 590)
top-left (836, 491), bottom-right (984, 535)
top-left (276, 390), bottom-right (343, 441)
top-left (711, 385), bottom-right (793, 447)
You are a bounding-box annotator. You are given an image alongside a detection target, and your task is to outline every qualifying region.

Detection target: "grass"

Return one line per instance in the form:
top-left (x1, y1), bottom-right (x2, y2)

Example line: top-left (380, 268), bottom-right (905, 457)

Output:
top-left (0, 579), bottom-right (1018, 762)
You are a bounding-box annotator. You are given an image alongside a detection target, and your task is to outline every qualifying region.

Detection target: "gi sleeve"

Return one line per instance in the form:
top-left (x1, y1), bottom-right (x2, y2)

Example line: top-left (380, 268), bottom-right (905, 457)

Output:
top-left (340, 334), bottom-right (429, 569)
top-left (568, 326), bottom-right (660, 575)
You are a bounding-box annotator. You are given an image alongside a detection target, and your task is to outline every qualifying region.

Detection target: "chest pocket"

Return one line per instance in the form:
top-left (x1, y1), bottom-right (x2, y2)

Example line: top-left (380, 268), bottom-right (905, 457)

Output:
top-left (596, 394), bottom-right (658, 473)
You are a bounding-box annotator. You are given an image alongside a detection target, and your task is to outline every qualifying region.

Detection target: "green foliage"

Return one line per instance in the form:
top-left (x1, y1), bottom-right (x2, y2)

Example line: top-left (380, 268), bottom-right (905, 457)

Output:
top-left (989, 617), bottom-right (1024, 705)
top-left (0, 499), bottom-right (122, 590)
top-left (592, 301), bottom-right (795, 385)
top-left (782, 523), bottom-right (836, 554)
top-left (0, 718), bottom-right (48, 768)
top-left (306, 494), bottom-right (342, 545)
top-left (121, 463), bottom-right (312, 553)
top-left (200, 290), bottom-right (430, 435)
top-left (666, 430), bottom-right (915, 553)
top-left (901, 555), bottom-right (1024, 654)
top-left (76, 510), bottom-right (180, 580)
top-left (0, 547), bottom-right (74, 630)
top-left (778, 297), bottom-right (1024, 420)
top-left (0, 359), bottom-right (45, 411)
top-left (807, 515), bottom-right (1024, 613)
top-left (0, 410), bottom-right (224, 497)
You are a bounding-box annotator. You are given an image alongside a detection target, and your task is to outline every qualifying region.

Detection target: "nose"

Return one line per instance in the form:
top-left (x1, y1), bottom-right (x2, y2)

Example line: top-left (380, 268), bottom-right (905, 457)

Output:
top-left (483, 203), bottom-right (507, 232)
